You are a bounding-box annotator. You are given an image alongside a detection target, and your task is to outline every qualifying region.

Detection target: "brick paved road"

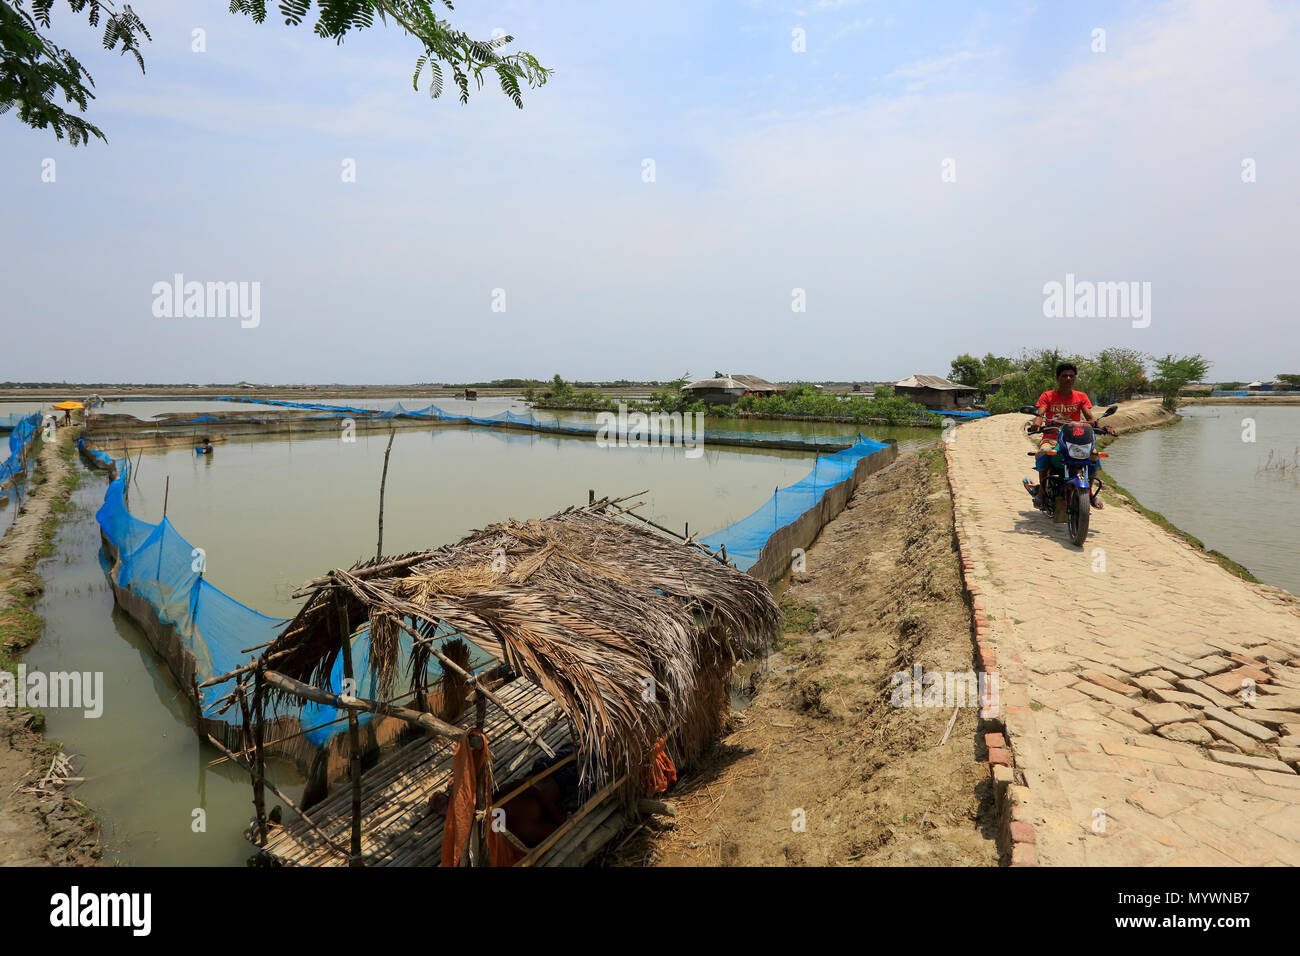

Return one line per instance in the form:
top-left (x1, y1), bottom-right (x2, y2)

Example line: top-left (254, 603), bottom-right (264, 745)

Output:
top-left (948, 405), bottom-right (1300, 865)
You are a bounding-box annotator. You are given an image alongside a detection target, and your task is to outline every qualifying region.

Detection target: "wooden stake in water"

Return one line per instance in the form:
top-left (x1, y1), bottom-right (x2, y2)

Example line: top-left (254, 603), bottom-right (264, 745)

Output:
top-left (336, 594), bottom-right (363, 865)
top-left (376, 426), bottom-right (395, 561)
top-left (162, 475), bottom-right (170, 520)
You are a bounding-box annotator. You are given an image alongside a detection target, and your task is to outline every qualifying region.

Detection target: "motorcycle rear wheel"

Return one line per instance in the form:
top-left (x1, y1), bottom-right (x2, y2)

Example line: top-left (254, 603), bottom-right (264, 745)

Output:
top-left (1067, 484), bottom-right (1090, 546)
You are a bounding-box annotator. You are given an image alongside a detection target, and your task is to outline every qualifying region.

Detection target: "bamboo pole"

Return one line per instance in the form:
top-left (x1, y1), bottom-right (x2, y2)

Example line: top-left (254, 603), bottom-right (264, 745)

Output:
top-left (293, 684), bottom-right (561, 867)
top-left (197, 647), bottom-right (294, 688)
top-left (202, 731), bottom-right (351, 862)
top-left (472, 690), bottom-right (489, 866)
top-left (336, 594), bottom-right (364, 866)
top-left (517, 774), bottom-right (627, 867)
top-left (259, 669), bottom-right (464, 738)
top-left (376, 426), bottom-right (395, 560)
top-left (236, 686), bottom-right (268, 844)
top-left (493, 753), bottom-right (575, 808)
top-left (252, 671), bottom-right (269, 845)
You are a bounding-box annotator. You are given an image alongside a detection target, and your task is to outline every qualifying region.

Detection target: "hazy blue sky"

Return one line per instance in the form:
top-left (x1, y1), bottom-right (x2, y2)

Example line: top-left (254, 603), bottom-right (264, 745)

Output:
top-left (3, 0), bottom-right (1297, 384)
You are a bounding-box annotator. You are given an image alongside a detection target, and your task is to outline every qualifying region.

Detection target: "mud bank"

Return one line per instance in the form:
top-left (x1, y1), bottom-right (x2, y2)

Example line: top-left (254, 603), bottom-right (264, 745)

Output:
top-left (614, 448), bottom-right (998, 867)
top-left (1187, 395), bottom-right (1300, 405)
top-left (85, 411), bottom-right (865, 455)
top-left (0, 427), bottom-right (100, 865)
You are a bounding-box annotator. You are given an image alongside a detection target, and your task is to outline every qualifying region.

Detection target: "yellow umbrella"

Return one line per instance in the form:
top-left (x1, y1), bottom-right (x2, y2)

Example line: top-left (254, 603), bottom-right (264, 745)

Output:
top-left (52, 401), bottom-right (84, 411)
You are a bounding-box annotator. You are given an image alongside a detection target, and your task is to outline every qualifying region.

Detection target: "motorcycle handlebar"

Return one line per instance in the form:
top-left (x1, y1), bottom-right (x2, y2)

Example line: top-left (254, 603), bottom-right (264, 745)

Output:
top-left (1028, 419), bottom-right (1116, 436)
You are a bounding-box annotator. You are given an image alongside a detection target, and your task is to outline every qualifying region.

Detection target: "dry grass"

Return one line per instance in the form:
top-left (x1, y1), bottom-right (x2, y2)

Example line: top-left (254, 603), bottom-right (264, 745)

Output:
top-left (261, 502), bottom-right (781, 794)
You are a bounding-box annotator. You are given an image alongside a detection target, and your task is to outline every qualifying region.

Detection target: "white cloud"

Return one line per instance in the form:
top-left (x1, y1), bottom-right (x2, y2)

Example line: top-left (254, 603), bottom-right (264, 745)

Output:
top-left (886, 49), bottom-right (992, 82)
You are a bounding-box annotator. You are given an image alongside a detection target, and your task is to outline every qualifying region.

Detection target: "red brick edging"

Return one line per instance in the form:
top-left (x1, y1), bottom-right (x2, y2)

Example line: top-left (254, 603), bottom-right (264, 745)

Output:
top-left (945, 443), bottom-right (1039, 867)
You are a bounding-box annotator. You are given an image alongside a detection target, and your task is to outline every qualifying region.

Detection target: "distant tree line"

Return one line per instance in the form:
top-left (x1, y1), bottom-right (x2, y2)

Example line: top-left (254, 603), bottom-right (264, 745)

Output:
top-left (950, 349), bottom-right (1212, 413)
top-left (525, 374), bottom-right (934, 425)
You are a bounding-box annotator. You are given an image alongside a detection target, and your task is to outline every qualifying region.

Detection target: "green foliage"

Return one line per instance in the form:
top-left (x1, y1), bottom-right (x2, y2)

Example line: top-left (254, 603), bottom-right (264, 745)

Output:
top-left (981, 354), bottom-right (1018, 383)
top-left (566, 389), bottom-right (616, 411)
top-left (986, 349), bottom-right (1076, 415)
top-left (545, 373), bottom-right (573, 404)
top-left (526, 374), bottom-right (615, 410)
top-left (949, 352), bottom-right (1017, 388)
top-left (1277, 374), bottom-right (1300, 388)
top-left (1151, 353), bottom-right (1211, 411)
top-left (1078, 347), bottom-right (1148, 405)
top-left (732, 383), bottom-right (933, 425)
top-left (986, 348), bottom-right (1195, 414)
top-left (646, 371), bottom-right (693, 413)
top-left (780, 597), bottom-right (817, 633)
top-left (3, 1), bottom-right (549, 145)
top-left (0, 0), bottom-right (150, 145)
top-left (232, 1), bottom-right (550, 107)
top-left (948, 354), bottom-right (983, 387)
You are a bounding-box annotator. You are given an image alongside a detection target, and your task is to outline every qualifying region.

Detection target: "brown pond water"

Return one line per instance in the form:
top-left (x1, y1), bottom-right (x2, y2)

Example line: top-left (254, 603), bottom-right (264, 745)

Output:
top-left (19, 405), bottom-right (943, 865)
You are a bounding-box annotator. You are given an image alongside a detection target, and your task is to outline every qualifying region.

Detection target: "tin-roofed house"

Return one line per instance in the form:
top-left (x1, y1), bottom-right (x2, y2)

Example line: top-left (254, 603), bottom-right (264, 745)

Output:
top-left (892, 375), bottom-right (978, 412)
top-left (681, 374), bottom-right (785, 405)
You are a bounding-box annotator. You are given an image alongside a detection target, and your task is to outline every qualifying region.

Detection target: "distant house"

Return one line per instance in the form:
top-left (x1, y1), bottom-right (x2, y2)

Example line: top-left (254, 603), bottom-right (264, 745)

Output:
top-left (983, 372), bottom-right (1023, 396)
top-left (682, 374), bottom-right (784, 405)
top-left (893, 375), bottom-right (978, 411)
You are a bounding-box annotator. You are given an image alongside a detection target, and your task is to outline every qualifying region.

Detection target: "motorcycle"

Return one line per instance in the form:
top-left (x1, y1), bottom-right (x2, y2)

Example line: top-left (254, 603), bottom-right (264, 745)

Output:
top-left (1020, 404), bottom-right (1118, 546)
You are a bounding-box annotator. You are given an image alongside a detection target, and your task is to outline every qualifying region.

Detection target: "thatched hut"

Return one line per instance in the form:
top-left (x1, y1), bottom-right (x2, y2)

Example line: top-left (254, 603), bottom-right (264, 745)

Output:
top-left (232, 495), bottom-right (779, 866)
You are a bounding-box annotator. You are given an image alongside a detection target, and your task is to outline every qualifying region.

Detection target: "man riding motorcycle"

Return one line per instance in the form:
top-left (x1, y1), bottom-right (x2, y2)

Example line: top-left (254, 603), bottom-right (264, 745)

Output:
top-left (1024, 362), bottom-right (1117, 509)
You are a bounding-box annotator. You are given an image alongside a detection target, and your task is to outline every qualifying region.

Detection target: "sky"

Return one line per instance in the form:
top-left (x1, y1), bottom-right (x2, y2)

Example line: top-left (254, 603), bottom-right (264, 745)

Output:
top-left (2, 0), bottom-right (1297, 384)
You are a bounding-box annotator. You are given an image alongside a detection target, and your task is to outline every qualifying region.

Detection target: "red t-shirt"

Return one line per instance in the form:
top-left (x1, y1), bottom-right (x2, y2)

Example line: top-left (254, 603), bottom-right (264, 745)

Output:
top-left (1037, 389), bottom-right (1092, 422)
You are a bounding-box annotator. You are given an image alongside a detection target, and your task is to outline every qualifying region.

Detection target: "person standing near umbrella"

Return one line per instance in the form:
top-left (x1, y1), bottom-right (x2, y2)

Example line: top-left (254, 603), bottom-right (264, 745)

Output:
top-left (52, 400), bottom-right (83, 426)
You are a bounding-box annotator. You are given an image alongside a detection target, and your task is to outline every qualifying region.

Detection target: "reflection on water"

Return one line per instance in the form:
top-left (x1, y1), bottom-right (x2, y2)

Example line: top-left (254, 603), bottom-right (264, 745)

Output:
top-left (116, 427), bottom-right (821, 616)
top-left (81, 396), bottom-right (939, 451)
top-left (0, 485), bottom-right (19, 539)
top-left (25, 479), bottom-right (303, 866)
top-left (1102, 406), bottom-right (1300, 595)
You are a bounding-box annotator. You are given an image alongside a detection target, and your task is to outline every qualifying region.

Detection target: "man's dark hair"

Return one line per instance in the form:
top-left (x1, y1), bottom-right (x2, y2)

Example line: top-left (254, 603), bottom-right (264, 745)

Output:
top-left (1056, 362), bottom-right (1078, 377)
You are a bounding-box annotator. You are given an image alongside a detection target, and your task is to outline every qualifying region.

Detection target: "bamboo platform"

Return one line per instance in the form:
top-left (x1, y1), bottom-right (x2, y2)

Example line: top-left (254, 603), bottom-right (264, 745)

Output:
top-left (252, 676), bottom-right (584, 866)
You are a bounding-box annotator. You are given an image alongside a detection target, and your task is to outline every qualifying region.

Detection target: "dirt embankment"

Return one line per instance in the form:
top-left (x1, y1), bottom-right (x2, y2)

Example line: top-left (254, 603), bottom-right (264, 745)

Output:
top-left (1187, 395), bottom-right (1300, 405)
top-left (1105, 397), bottom-right (1177, 433)
top-left (613, 449), bottom-right (998, 866)
top-left (0, 425), bottom-right (100, 866)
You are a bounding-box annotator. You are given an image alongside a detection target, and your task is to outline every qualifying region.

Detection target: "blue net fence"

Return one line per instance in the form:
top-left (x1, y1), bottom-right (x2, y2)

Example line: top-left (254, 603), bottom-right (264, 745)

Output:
top-left (82, 412), bottom-right (897, 756)
top-left (205, 396), bottom-right (947, 447)
top-left (0, 412), bottom-right (42, 490)
top-left (701, 437), bottom-right (891, 573)
top-left (86, 443), bottom-right (500, 753)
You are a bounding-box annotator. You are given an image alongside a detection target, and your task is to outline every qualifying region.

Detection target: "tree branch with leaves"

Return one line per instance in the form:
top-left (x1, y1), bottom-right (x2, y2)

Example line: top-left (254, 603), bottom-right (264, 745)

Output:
top-left (1, 0), bottom-right (549, 146)
top-left (0, 0), bottom-right (149, 145)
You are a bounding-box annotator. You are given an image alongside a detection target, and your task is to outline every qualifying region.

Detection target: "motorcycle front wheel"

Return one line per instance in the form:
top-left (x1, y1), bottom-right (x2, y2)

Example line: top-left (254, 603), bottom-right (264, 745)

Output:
top-left (1067, 484), bottom-right (1090, 546)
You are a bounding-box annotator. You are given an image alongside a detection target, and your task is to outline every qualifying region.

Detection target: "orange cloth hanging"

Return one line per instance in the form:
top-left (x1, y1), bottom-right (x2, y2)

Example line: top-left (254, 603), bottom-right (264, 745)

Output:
top-left (647, 735), bottom-right (677, 795)
top-left (440, 728), bottom-right (523, 867)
